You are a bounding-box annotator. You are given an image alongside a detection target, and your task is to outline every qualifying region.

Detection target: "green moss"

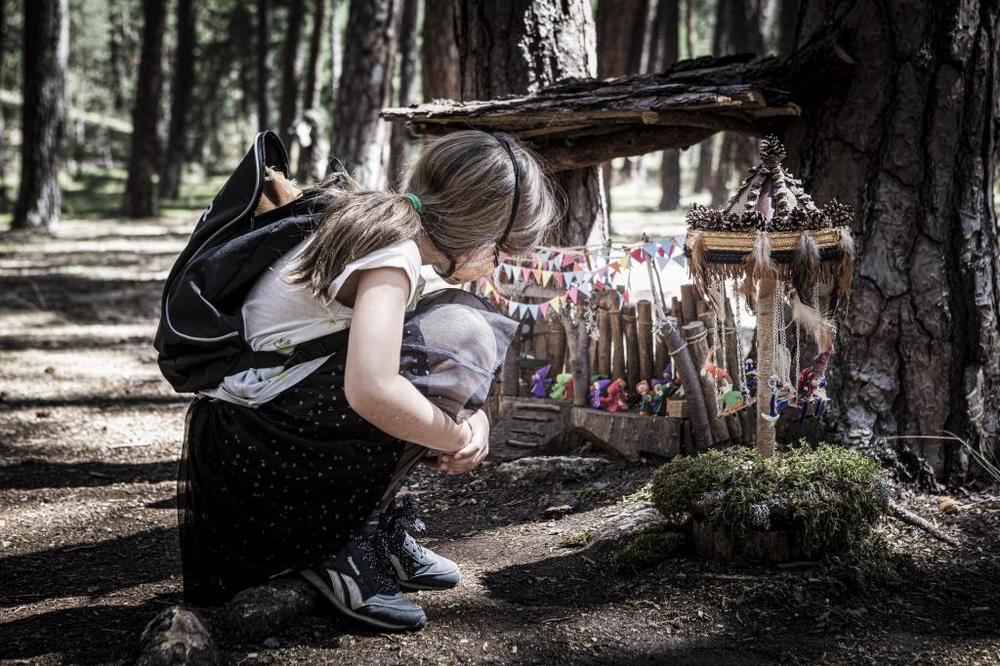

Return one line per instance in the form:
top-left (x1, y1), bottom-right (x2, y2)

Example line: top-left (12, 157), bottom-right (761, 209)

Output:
top-left (651, 443), bottom-right (890, 556)
top-left (558, 528), bottom-right (596, 549)
top-left (612, 525), bottom-right (687, 573)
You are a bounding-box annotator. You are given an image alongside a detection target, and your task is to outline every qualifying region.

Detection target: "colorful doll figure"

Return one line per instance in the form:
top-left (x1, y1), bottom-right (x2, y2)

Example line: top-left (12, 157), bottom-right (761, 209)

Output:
top-left (650, 382), bottom-right (667, 416)
top-left (762, 375), bottom-right (795, 422)
top-left (797, 344), bottom-right (834, 423)
top-left (530, 364), bottom-right (553, 398)
top-left (549, 373), bottom-right (574, 400)
top-left (720, 390), bottom-right (745, 414)
top-left (600, 378), bottom-right (629, 412)
top-left (589, 377), bottom-right (612, 409)
top-left (635, 380), bottom-right (653, 415)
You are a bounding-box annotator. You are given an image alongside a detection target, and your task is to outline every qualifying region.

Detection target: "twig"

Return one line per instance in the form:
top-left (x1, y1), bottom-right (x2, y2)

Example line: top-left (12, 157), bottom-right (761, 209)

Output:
top-left (889, 501), bottom-right (960, 547)
top-left (541, 615), bottom-right (576, 624)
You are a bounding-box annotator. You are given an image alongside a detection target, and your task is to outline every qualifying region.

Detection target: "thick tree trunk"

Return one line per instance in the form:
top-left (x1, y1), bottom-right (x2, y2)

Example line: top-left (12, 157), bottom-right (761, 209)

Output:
top-left (13, 0), bottom-right (68, 232)
top-left (257, 0), bottom-right (272, 130)
top-left (651, 0), bottom-right (681, 211)
top-left (108, 2), bottom-right (128, 114)
top-left (301, 0), bottom-right (326, 113)
top-left (778, 0), bottom-right (799, 56)
top-left (420, 0), bottom-right (459, 101)
top-left (387, 0), bottom-right (418, 190)
top-left (455, 0), bottom-right (602, 247)
top-left (332, 0), bottom-right (397, 188)
top-left (278, 0), bottom-right (305, 151)
top-left (121, 0), bottom-right (167, 218)
top-left (159, 0), bottom-right (198, 201)
top-left (786, 0), bottom-right (1000, 481)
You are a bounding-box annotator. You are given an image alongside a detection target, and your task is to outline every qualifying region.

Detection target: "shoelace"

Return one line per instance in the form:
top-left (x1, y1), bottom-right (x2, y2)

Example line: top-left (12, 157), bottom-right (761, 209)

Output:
top-left (384, 496), bottom-right (428, 560)
top-left (355, 527), bottom-right (399, 594)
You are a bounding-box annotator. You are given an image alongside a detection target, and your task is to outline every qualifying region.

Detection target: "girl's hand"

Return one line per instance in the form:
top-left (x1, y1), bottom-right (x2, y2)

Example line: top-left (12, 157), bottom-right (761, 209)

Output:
top-left (437, 410), bottom-right (490, 474)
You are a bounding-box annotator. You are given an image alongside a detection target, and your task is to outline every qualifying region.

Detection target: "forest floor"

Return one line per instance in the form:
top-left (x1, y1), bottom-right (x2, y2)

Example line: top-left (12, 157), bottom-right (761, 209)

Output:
top-left (2, 207), bottom-right (1000, 665)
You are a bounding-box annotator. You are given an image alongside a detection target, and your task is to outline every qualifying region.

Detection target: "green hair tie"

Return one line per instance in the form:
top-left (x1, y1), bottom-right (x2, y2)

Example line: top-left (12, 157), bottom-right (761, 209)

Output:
top-left (404, 193), bottom-right (422, 213)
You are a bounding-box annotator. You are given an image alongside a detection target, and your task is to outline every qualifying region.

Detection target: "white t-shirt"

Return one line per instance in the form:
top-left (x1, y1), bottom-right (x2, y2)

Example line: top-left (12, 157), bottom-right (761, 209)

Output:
top-left (202, 238), bottom-right (422, 407)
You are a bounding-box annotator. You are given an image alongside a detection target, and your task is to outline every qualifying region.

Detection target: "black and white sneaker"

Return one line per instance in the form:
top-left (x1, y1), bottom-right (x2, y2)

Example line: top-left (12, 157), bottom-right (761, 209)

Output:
top-left (380, 497), bottom-right (461, 591)
top-left (301, 519), bottom-right (427, 631)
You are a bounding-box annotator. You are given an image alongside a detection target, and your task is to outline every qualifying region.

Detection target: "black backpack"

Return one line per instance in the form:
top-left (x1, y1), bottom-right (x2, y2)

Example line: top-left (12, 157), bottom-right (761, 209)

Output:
top-left (154, 131), bottom-right (346, 393)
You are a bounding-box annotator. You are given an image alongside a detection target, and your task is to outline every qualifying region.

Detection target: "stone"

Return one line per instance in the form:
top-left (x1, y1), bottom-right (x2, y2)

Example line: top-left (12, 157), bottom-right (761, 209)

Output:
top-left (217, 578), bottom-right (318, 643)
top-left (135, 606), bottom-right (219, 666)
top-left (494, 456), bottom-right (610, 485)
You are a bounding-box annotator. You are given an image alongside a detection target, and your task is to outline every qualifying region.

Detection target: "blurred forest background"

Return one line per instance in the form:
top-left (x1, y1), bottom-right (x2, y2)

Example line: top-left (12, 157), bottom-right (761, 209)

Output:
top-left (0, 0), bottom-right (809, 229)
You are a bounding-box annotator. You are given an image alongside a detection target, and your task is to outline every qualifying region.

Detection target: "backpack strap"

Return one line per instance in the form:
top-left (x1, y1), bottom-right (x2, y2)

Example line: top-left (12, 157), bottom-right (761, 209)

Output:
top-left (282, 327), bottom-right (354, 368)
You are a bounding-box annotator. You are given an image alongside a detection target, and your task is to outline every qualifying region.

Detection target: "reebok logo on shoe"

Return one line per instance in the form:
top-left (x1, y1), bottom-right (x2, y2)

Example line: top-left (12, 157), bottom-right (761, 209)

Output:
top-left (347, 556), bottom-right (361, 577)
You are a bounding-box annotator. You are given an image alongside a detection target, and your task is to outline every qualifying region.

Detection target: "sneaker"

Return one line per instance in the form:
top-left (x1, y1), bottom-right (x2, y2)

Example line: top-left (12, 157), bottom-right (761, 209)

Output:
top-left (380, 497), bottom-right (461, 591)
top-left (301, 519), bottom-right (427, 631)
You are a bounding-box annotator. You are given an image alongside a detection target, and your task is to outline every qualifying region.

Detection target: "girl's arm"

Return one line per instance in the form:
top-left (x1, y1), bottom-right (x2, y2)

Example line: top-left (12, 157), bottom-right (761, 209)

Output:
top-left (343, 266), bottom-right (477, 454)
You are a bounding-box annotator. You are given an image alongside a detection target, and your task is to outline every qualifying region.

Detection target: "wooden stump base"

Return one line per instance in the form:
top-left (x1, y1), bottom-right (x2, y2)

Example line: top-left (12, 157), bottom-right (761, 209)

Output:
top-left (691, 520), bottom-right (805, 563)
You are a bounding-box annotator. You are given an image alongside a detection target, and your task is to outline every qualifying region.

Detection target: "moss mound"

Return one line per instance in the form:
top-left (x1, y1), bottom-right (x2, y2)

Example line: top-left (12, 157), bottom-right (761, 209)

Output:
top-left (651, 443), bottom-right (890, 556)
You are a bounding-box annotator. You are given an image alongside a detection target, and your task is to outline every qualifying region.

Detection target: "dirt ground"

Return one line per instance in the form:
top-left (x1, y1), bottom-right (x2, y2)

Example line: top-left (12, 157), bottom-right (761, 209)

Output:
top-left (2, 216), bottom-right (999, 666)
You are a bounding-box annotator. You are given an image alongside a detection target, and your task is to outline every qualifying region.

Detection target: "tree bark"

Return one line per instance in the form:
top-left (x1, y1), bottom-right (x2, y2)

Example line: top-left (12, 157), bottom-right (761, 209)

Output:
top-left (257, 0), bottom-right (272, 130)
top-left (387, 0), bottom-right (418, 189)
top-left (108, 1), bottom-right (128, 114)
top-left (278, 0), bottom-right (305, 150)
top-left (13, 0), bottom-right (68, 231)
top-left (778, 0), bottom-right (799, 56)
top-left (121, 0), bottom-right (167, 218)
top-left (786, 0), bottom-right (1000, 481)
top-left (651, 0), bottom-right (681, 211)
top-left (159, 0), bottom-right (198, 201)
top-left (420, 0), bottom-right (459, 101)
top-left (295, 0), bottom-right (330, 182)
top-left (456, 0), bottom-right (602, 247)
top-left (333, 0), bottom-right (397, 188)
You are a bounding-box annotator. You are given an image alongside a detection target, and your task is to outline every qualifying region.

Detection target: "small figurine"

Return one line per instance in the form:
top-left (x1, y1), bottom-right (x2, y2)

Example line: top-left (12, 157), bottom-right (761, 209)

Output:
top-left (797, 343), bottom-right (834, 423)
top-left (650, 382), bottom-right (667, 415)
top-left (549, 373), bottom-right (574, 400)
top-left (589, 377), bottom-right (612, 409)
top-left (761, 375), bottom-right (794, 422)
top-left (601, 378), bottom-right (629, 412)
top-left (744, 359), bottom-right (758, 392)
top-left (635, 380), bottom-right (653, 415)
top-left (720, 389), bottom-right (745, 414)
top-left (530, 364), bottom-right (553, 398)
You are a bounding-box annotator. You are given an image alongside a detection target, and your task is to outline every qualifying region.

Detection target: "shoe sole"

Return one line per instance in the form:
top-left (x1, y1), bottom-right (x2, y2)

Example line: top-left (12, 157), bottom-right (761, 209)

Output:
top-left (398, 578), bottom-right (460, 592)
top-left (300, 569), bottom-right (425, 632)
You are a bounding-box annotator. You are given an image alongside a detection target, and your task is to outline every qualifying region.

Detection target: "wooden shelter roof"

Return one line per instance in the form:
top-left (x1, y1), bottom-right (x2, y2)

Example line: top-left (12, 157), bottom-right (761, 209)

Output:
top-left (381, 54), bottom-right (815, 171)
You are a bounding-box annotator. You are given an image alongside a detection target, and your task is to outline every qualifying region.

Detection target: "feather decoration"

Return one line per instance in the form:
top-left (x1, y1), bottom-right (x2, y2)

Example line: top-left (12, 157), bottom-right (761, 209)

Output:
top-left (836, 228), bottom-right (855, 299)
top-left (790, 291), bottom-right (833, 351)
top-left (687, 230), bottom-right (709, 294)
top-left (791, 231), bottom-right (821, 303)
top-left (749, 231), bottom-right (778, 284)
top-left (738, 277), bottom-right (757, 311)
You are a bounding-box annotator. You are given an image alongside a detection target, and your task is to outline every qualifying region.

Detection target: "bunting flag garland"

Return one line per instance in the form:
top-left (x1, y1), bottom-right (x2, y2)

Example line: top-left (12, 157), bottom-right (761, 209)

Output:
top-left (478, 235), bottom-right (688, 321)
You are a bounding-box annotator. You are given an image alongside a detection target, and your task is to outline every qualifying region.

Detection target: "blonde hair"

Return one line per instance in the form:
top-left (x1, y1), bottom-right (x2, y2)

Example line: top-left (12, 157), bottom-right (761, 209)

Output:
top-left (288, 130), bottom-right (561, 300)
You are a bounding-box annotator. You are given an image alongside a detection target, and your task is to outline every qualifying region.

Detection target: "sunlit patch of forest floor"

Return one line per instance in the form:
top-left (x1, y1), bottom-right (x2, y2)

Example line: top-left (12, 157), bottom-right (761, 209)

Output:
top-left (2, 211), bottom-right (999, 665)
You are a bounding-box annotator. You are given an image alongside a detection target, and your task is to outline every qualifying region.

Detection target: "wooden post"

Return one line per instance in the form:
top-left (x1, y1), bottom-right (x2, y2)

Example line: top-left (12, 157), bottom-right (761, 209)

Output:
top-left (549, 315), bottom-right (567, 375)
top-left (534, 317), bottom-right (550, 365)
top-left (622, 305), bottom-right (640, 390)
top-left (680, 284), bottom-right (699, 324)
top-left (671, 296), bottom-right (683, 325)
top-left (698, 311), bottom-right (719, 369)
top-left (562, 303), bottom-right (591, 408)
top-left (756, 277), bottom-right (776, 457)
top-left (610, 297), bottom-right (625, 381)
top-left (501, 330), bottom-right (522, 397)
top-left (663, 320), bottom-right (713, 453)
top-left (596, 295), bottom-right (612, 378)
top-left (636, 301), bottom-right (654, 383)
top-left (683, 321), bottom-right (729, 447)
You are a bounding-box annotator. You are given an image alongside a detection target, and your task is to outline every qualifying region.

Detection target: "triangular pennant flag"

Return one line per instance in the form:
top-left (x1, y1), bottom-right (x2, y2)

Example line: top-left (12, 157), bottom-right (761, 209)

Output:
top-left (539, 301), bottom-right (550, 318)
top-left (562, 253), bottom-right (576, 267)
top-left (568, 288), bottom-right (579, 303)
top-left (507, 300), bottom-right (518, 316)
top-left (483, 282), bottom-right (495, 297)
top-left (531, 269), bottom-right (543, 284)
top-left (527, 304), bottom-right (540, 319)
top-left (553, 271), bottom-right (565, 287)
top-left (631, 248), bottom-right (646, 263)
top-left (656, 255), bottom-right (671, 272)
top-left (538, 250), bottom-right (550, 263)
top-left (518, 303), bottom-right (530, 319)
top-left (621, 255), bottom-right (631, 270)
top-left (503, 263), bottom-right (516, 279)
top-left (541, 270), bottom-right (552, 286)
top-left (550, 297), bottom-right (563, 314)
top-left (673, 254), bottom-right (687, 268)
top-left (578, 283), bottom-right (592, 298)
top-left (644, 242), bottom-right (659, 258)
top-left (521, 267), bottom-right (531, 281)
top-left (667, 242), bottom-right (677, 258)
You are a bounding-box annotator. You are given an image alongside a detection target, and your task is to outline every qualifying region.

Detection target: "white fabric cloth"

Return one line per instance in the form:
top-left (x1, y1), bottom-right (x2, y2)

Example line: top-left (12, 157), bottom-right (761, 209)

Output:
top-left (202, 238), bottom-right (422, 407)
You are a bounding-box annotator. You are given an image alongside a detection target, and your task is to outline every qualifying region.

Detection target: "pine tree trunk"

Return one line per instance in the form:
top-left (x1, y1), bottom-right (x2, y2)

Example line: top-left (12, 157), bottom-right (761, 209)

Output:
top-left (786, 0), bottom-right (1000, 481)
top-left (278, 0), bottom-right (305, 151)
top-left (456, 0), bottom-right (600, 246)
top-left (778, 0), bottom-right (799, 56)
top-left (121, 0), bottom-right (167, 218)
top-left (0, 0), bottom-right (7, 212)
top-left (420, 0), bottom-right (459, 101)
top-left (159, 0), bottom-right (198, 201)
top-left (13, 0), bottom-right (68, 232)
top-left (295, 0), bottom-right (329, 182)
top-left (332, 0), bottom-right (397, 188)
top-left (108, 2), bottom-right (128, 114)
top-left (651, 0), bottom-right (681, 211)
top-left (257, 0), bottom-right (272, 130)
top-left (387, 0), bottom-right (418, 190)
